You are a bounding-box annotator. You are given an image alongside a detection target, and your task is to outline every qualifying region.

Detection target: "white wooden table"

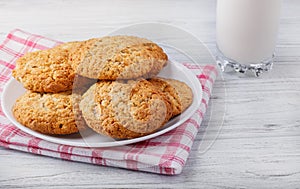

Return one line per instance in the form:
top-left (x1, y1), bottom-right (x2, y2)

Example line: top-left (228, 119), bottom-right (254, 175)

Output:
top-left (0, 0), bottom-right (299, 188)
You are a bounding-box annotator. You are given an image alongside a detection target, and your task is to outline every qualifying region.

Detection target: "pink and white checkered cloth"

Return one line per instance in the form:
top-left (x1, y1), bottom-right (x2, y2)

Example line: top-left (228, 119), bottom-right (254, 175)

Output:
top-left (0, 29), bottom-right (217, 175)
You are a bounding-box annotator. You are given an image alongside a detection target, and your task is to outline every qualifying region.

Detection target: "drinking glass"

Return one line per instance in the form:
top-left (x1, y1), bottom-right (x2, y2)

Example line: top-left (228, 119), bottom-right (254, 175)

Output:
top-left (216, 0), bottom-right (282, 76)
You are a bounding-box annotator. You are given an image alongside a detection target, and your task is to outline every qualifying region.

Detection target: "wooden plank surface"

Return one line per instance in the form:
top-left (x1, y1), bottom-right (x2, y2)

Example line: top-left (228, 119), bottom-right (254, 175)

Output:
top-left (0, 0), bottom-right (299, 188)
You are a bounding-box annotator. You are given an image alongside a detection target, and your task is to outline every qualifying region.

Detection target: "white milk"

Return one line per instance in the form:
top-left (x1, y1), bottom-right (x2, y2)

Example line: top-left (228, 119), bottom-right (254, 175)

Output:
top-left (216, 0), bottom-right (281, 64)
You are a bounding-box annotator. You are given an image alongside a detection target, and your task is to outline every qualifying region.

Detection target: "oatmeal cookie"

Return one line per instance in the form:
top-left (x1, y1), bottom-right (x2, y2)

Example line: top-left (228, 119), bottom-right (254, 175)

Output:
top-left (12, 91), bottom-right (80, 135)
top-left (12, 42), bottom-right (80, 93)
top-left (148, 77), bottom-right (193, 116)
top-left (70, 36), bottom-right (168, 80)
top-left (79, 79), bottom-right (173, 139)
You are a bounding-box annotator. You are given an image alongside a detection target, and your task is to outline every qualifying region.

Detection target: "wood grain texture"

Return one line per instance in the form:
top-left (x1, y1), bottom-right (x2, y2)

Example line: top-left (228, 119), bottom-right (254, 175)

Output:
top-left (1, 0), bottom-right (300, 188)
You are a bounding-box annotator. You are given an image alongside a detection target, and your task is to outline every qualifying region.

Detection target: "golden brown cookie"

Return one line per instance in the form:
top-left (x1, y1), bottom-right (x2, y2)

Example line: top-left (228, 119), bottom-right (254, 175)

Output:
top-left (70, 36), bottom-right (168, 80)
top-left (12, 91), bottom-right (79, 135)
top-left (80, 79), bottom-right (173, 139)
top-left (12, 41), bottom-right (80, 93)
top-left (148, 77), bottom-right (193, 116)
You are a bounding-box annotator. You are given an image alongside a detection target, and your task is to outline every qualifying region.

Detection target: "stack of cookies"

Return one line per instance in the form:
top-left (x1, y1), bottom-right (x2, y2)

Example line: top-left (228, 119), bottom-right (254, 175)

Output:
top-left (12, 36), bottom-right (193, 139)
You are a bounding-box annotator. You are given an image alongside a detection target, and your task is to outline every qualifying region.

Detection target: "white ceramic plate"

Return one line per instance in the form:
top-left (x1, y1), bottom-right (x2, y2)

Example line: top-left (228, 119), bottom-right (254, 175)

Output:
top-left (1, 60), bottom-right (202, 147)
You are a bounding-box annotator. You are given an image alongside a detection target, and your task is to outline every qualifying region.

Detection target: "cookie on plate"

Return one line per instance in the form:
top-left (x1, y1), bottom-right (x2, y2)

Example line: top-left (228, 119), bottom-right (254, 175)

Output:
top-left (12, 41), bottom-right (80, 93)
top-left (148, 77), bottom-right (193, 116)
top-left (70, 36), bottom-right (168, 80)
top-left (79, 79), bottom-right (173, 139)
top-left (12, 91), bottom-right (80, 135)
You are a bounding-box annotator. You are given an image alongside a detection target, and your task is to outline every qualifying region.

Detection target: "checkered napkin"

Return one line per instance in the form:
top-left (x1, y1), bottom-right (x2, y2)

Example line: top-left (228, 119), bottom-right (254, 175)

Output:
top-left (0, 29), bottom-right (217, 175)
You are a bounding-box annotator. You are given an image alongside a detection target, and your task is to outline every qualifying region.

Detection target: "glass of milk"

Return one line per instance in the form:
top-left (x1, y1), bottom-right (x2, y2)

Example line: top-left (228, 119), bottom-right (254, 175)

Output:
top-left (216, 0), bottom-right (282, 76)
